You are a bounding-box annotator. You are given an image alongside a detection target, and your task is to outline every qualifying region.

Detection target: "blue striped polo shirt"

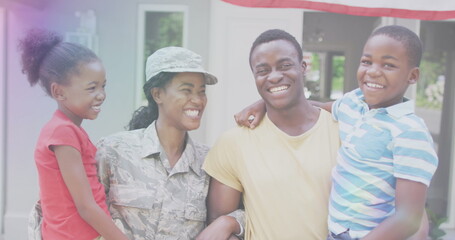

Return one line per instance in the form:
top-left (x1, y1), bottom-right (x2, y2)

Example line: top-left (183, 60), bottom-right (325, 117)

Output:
top-left (328, 88), bottom-right (438, 238)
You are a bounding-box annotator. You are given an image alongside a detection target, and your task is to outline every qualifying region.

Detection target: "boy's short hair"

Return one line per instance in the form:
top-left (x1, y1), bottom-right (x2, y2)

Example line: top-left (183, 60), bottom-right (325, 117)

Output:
top-left (249, 29), bottom-right (303, 69)
top-left (370, 25), bottom-right (423, 67)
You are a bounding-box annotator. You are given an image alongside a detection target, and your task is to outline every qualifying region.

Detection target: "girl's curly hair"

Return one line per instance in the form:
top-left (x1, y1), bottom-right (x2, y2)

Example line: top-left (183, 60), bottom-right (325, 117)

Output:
top-left (18, 29), bottom-right (99, 96)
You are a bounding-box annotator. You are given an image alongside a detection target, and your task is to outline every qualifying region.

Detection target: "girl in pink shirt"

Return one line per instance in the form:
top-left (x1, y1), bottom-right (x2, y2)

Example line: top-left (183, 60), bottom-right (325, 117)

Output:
top-left (19, 29), bottom-right (128, 240)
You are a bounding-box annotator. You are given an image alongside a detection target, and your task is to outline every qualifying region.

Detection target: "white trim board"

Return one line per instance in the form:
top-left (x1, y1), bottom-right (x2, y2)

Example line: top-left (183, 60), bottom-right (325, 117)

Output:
top-left (0, 7), bottom-right (6, 234)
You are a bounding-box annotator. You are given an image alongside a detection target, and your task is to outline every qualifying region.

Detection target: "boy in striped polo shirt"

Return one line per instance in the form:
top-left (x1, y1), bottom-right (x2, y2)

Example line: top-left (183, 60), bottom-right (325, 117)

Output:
top-left (323, 25), bottom-right (438, 240)
top-left (236, 25), bottom-right (437, 240)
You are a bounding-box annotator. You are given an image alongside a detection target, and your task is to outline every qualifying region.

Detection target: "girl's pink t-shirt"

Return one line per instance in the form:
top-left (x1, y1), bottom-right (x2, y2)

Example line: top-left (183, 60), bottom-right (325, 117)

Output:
top-left (34, 110), bottom-right (109, 240)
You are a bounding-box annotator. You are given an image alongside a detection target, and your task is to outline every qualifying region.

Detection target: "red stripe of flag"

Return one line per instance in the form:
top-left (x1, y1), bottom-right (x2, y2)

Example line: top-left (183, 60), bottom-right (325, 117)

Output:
top-left (222, 0), bottom-right (455, 20)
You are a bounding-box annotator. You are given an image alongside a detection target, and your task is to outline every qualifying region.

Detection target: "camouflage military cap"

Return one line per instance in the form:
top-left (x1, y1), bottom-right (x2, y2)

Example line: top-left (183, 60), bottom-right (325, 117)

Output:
top-left (145, 46), bottom-right (218, 85)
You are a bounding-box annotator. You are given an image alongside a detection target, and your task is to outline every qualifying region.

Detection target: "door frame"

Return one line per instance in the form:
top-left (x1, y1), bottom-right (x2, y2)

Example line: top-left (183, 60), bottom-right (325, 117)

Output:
top-left (206, 0), bottom-right (304, 145)
top-left (0, 7), bottom-right (6, 234)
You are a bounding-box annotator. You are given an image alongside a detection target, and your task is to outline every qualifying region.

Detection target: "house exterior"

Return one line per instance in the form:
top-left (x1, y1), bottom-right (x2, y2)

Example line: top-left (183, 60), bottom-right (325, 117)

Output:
top-left (0, 0), bottom-right (454, 239)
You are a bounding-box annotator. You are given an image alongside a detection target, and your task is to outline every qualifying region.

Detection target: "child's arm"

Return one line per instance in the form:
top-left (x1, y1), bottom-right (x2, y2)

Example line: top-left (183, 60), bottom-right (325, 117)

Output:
top-left (234, 99), bottom-right (335, 129)
top-left (234, 99), bottom-right (266, 129)
top-left (307, 100), bottom-right (334, 113)
top-left (54, 145), bottom-right (128, 240)
top-left (362, 178), bottom-right (427, 240)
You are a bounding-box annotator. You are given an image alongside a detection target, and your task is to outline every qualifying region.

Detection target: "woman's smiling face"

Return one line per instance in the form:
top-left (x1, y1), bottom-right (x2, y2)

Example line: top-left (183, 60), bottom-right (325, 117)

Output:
top-left (154, 72), bottom-right (207, 132)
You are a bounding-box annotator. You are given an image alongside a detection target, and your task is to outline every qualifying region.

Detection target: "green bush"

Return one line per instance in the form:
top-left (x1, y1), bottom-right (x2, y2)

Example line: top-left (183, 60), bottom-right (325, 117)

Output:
top-left (427, 207), bottom-right (447, 240)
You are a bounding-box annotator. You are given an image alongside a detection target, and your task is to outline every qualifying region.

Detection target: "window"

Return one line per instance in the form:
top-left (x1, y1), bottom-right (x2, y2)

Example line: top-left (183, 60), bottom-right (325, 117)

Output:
top-left (330, 54), bottom-right (345, 99)
top-left (304, 51), bottom-right (345, 101)
top-left (135, 4), bottom-right (188, 107)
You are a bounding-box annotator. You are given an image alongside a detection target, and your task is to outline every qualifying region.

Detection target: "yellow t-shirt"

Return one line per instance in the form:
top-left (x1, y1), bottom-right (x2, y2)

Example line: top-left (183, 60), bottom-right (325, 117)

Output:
top-left (203, 110), bottom-right (340, 240)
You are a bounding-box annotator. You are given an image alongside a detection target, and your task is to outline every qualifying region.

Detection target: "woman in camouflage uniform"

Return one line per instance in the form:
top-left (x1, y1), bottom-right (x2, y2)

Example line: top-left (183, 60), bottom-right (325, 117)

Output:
top-left (96, 47), bottom-right (244, 240)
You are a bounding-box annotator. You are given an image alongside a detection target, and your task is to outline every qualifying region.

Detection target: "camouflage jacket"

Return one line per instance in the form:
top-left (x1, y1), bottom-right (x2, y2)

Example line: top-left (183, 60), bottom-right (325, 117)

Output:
top-left (96, 122), bottom-right (244, 240)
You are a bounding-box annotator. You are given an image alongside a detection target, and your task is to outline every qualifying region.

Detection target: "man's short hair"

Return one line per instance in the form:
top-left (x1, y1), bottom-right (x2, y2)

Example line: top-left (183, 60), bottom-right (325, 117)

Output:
top-left (249, 29), bottom-right (303, 69)
top-left (370, 25), bottom-right (423, 67)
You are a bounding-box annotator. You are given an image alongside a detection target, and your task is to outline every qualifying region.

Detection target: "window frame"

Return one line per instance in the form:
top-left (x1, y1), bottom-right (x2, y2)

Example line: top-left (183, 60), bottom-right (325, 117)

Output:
top-left (135, 4), bottom-right (189, 107)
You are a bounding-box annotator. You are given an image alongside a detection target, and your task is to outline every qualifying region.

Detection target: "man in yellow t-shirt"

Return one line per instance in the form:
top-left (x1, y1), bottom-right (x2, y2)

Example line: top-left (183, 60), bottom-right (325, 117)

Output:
top-left (202, 29), bottom-right (340, 240)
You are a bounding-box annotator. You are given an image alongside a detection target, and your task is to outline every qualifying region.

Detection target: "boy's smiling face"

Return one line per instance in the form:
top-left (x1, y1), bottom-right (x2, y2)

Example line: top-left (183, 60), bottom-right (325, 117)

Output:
top-left (357, 34), bottom-right (419, 109)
